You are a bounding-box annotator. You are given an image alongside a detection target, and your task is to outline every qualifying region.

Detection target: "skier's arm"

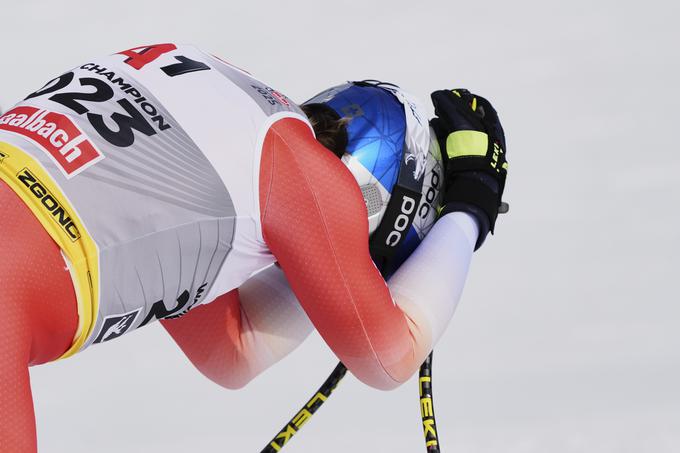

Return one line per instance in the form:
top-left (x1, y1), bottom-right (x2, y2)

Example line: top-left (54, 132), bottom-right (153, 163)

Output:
top-left (260, 117), bottom-right (477, 390)
top-left (161, 264), bottom-right (313, 389)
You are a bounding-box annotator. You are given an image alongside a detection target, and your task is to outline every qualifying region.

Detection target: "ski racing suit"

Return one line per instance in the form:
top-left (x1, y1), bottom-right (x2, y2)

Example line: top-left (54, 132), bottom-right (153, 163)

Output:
top-left (0, 44), bottom-right (479, 452)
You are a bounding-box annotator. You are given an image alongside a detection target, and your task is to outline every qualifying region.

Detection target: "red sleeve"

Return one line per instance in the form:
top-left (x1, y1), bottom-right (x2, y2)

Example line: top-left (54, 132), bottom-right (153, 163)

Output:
top-left (260, 117), bottom-right (423, 390)
top-left (161, 290), bottom-right (253, 389)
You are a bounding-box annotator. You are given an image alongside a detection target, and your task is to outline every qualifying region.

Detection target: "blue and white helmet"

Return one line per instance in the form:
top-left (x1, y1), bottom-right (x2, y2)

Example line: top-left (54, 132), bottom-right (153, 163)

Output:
top-left (303, 81), bottom-right (444, 273)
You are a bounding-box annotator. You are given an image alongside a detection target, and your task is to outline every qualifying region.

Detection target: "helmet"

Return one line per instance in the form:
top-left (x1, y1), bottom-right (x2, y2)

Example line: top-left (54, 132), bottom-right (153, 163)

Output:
top-left (303, 81), bottom-right (444, 275)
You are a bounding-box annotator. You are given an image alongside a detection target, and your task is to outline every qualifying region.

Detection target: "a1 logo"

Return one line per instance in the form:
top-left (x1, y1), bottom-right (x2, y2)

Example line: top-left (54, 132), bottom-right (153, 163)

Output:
top-left (117, 44), bottom-right (211, 77)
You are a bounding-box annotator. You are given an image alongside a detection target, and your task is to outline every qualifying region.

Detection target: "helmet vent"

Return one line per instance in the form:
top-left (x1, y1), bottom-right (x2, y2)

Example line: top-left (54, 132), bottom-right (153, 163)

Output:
top-left (361, 184), bottom-right (383, 216)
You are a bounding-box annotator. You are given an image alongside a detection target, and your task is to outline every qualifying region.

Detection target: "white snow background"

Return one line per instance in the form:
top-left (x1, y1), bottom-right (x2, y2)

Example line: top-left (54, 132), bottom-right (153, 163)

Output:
top-left (1, 0), bottom-right (678, 452)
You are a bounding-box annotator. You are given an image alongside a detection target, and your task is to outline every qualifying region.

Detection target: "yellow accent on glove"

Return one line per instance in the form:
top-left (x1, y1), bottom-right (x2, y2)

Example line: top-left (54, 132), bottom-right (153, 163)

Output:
top-left (445, 130), bottom-right (488, 159)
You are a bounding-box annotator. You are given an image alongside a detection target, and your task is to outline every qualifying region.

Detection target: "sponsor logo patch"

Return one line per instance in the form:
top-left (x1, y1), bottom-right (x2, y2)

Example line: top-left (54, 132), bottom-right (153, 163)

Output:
top-left (0, 106), bottom-right (104, 178)
top-left (16, 167), bottom-right (81, 241)
top-left (93, 309), bottom-right (141, 344)
top-left (250, 84), bottom-right (291, 107)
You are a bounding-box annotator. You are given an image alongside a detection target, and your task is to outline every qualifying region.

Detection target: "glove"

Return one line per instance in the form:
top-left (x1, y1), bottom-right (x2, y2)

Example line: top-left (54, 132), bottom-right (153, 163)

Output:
top-left (430, 89), bottom-right (508, 250)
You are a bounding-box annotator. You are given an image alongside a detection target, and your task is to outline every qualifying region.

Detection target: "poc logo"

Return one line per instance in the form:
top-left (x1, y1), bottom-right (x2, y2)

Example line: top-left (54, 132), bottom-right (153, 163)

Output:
top-left (385, 195), bottom-right (416, 247)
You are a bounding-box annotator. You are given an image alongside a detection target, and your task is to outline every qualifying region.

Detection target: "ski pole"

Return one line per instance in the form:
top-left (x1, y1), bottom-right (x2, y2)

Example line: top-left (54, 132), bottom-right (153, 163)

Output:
top-left (260, 362), bottom-right (347, 452)
top-left (419, 352), bottom-right (441, 452)
top-left (260, 352), bottom-right (442, 452)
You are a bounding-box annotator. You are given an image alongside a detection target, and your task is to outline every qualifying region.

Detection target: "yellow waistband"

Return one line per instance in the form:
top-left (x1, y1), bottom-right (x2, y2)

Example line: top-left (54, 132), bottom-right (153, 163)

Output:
top-left (0, 141), bottom-right (99, 359)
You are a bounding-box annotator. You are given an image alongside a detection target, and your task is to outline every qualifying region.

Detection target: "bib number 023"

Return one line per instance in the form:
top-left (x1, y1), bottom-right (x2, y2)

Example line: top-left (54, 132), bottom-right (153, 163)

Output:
top-left (24, 44), bottom-right (210, 148)
top-left (26, 72), bottom-right (155, 148)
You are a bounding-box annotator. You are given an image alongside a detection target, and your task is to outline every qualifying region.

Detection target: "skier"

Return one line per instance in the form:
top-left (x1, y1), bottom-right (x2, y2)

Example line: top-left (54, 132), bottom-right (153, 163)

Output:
top-left (0, 44), bottom-right (507, 452)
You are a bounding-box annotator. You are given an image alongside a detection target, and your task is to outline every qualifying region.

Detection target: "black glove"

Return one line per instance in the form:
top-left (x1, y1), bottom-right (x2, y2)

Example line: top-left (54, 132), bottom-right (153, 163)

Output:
top-left (430, 89), bottom-right (508, 250)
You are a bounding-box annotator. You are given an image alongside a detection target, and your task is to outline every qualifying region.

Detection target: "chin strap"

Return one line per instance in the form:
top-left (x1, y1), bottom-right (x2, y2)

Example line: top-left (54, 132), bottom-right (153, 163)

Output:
top-left (357, 80), bottom-right (426, 276)
top-left (369, 169), bottom-right (423, 276)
